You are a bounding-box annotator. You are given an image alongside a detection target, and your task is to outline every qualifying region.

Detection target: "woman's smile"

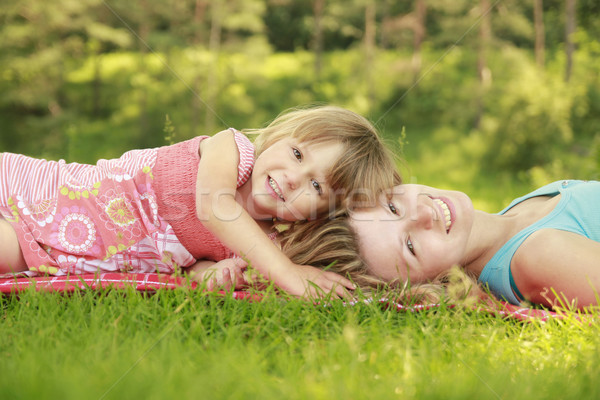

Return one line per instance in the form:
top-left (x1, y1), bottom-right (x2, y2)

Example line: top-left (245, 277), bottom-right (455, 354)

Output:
top-left (350, 184), bottom-right (474, 284)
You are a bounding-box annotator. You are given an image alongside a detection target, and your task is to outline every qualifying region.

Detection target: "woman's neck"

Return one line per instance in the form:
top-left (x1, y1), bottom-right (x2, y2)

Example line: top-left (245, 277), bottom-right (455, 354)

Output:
top-left (461, 211), bottom-right (512, 276)
top-left (461, 194), bottom-right (561, 277)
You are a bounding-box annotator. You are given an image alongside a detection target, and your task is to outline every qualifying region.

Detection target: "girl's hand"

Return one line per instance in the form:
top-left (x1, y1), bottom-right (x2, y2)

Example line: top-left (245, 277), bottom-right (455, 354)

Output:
top-left (277, 263), bottom-right (356, 299)
top-left (188, 258), bottom-right (249, 291)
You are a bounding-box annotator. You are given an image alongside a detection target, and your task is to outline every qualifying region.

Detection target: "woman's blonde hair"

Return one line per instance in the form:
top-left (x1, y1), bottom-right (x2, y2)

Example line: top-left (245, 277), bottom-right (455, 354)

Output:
top-left (246, 105), bottom-right (401, 206)
top-left (278, 213), bottom-right (488, 305)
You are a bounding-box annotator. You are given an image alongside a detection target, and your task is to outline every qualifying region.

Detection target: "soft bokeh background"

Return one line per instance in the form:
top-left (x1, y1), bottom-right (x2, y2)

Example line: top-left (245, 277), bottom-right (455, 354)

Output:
top-left (1, 0), bottom-right (599, 211)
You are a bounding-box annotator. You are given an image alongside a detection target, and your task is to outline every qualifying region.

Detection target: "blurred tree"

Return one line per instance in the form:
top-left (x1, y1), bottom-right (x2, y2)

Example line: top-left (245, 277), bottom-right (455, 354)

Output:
top-left (364, 0), bottom-right (376, 104)
top-left (534, 0), bottom-right (545, 68)
top-left (577, 0), bottom-right (600, 41)
top-left (264, 0), bottom-right (312, 51)
top-left (411, 0), bottom-right (426, 84)
top-left (379, 0), bottom-right (413, 50)
top-left (313, 0), bottom-right (325, 79)
top-left (191, 0), bottom-right (209, 134)
top-left (475, 0), bottom-right (492, 129)
top-left (481, 59), bottom-right (574, 172)
top-left (565, 0), bottom-right (576, 82)
top-left (204, 0), bottom-right (223, 133)
top-left (0, 0), bottom-right (129, 155)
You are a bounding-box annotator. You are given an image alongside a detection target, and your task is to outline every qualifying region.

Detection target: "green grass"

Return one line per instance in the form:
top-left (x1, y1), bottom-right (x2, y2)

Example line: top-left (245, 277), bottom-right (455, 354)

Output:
top-left (1, 287), bottom-right (599, 399)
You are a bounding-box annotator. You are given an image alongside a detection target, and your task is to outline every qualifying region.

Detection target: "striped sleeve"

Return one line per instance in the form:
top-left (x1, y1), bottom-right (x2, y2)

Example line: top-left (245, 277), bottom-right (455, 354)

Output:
top-left (0, 153), bottom-right (67, 204)
top-left (230, 129), bottom-right (255, 188)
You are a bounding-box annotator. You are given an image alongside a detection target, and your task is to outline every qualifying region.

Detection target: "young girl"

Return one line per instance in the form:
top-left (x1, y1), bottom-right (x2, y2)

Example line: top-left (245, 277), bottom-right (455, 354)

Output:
top-left (0, 105), bottom-right (399, 298)
top-left (343, 180), bottom-right (600, 309)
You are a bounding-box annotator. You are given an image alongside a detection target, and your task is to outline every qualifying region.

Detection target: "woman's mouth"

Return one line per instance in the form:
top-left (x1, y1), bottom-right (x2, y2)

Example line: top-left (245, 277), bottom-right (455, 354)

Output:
top-left (267, 176), bottom-right (285, 201)
top-left (432, 197), bottom-right (454, 233)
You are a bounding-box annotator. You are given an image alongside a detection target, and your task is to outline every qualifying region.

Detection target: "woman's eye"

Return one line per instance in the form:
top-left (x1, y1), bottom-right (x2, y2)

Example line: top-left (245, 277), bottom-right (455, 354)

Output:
top-left (311, 179), bottom-right (323, 195)
top-left (406, 236), bottom-right (415, 256)
top-left (293, 148), bottom-right (302, 161)
top-left (388, 202), bottom-right (398, 215)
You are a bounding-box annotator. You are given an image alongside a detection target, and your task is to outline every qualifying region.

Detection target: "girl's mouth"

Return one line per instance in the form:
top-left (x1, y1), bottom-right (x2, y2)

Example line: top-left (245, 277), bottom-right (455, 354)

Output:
top-left (267, 176), bottom-right (285, 201)
top-left (432, 197), bottom-right (454, 233)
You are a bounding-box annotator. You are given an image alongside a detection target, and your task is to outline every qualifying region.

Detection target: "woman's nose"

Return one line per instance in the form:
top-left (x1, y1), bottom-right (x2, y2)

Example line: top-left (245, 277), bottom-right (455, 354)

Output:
top-left (411, 203), bottom-right (434, 230)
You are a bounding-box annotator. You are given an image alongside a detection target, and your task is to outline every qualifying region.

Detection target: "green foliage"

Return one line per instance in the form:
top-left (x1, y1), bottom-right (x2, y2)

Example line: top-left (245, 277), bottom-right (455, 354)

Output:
top-left (163, 114), bottom-right (176, 145)
top-left (481, 51), bottom-right (574, 172)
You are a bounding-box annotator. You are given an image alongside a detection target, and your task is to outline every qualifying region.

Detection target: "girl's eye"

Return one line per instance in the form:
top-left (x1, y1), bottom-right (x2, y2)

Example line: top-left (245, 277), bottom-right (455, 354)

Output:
top-left (311, 179), bottom-right (323, 195)
top-left (388, 202), bottom-right (398, 215)
top-left (293, 148), bottom-right (302, 161)
top-left (406, 236), bottom-right (415, 256)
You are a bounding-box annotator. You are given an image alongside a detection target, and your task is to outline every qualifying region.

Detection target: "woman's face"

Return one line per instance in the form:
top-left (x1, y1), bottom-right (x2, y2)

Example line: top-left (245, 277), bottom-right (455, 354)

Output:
top-left (350, 184), bottom-right (475, 284)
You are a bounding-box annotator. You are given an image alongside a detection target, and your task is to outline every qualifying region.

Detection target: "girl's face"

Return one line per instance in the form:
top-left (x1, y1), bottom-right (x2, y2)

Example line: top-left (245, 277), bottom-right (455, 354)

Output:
top-left (350, 184), bottom-right (475, 284)
top-left (251, 138), bottom-right (343, 221)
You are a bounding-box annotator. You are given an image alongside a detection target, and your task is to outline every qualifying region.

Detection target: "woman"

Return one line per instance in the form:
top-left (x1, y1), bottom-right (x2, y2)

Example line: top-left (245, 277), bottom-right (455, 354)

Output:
top-left (346, 180), bottom-right (600, 309)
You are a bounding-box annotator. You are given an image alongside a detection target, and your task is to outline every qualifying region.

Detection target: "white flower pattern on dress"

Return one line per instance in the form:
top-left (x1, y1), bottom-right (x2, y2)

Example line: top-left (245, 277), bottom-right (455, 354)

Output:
top-left (107, 166), bottom-right (133, 182)
top-left (16, 195), bottom-right (56, 227)
top-left (57, 211), bottom-right (97, 254)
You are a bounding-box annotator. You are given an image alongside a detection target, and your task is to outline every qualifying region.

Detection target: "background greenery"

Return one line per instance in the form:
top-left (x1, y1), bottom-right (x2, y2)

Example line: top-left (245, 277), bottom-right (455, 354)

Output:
top-left (1, 0), bottom-right (599, 210)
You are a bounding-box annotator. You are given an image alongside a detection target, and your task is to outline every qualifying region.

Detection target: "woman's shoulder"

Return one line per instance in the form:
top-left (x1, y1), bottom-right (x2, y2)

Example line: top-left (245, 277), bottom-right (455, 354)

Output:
top-left (512, 227), bottom-right (600, 306)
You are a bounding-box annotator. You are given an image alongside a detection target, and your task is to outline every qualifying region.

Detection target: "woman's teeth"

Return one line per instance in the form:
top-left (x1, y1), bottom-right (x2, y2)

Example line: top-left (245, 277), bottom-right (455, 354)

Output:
top-left (269, 177), bottom-right (285, 200)
top-left (433, 198), bottom-right (452, 232)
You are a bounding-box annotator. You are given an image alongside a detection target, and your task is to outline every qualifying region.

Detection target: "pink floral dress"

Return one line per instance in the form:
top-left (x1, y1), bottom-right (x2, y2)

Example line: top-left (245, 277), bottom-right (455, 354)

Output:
top-left (0, 130), bottom-right (255, 276)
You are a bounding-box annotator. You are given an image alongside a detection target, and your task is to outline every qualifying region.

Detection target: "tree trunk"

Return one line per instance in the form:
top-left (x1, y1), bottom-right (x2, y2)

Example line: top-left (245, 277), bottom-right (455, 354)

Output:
top-left (475, 0), bottom-right (492, 129)
top-left (380, 0), bottom-right (390, 48)
top-left (565, 0), bottom-right (576, 82)
top-left (192, 0), bottom-right (207, 135)
top-left (411, 0), bottom-right (426, 84)
top-left (137, 2), bottom-right (150, 145)
top-left (534, 0), bottom-right (545, 68)
top-left (312, 0), bottom-right (324, 80)
top-left (205, 0), bottom-right (222, 133)
top-left (364, 0), bottom-right (376, 106)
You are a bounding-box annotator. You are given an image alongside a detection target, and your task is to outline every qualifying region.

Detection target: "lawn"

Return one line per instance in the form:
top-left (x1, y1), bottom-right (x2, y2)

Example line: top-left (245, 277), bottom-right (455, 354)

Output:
top-left (1, 286), bottom-right (598, 400)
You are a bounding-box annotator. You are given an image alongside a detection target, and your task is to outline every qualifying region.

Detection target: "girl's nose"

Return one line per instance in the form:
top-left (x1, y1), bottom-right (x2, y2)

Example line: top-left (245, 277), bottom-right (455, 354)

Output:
top-left (285, 172), bottom-right (300, 191)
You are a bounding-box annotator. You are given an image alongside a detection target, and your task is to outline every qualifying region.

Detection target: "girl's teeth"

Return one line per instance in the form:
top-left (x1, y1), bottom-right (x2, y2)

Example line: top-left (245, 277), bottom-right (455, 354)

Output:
top-left (433, 198), bottom-right (452, 231)
top-left (269, 177), bottom-right (284, 200)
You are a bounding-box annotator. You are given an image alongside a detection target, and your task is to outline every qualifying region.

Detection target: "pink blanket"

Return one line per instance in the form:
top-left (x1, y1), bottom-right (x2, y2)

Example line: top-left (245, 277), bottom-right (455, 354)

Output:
top-left (0, 272), bottom-right (260, 301)
top-left (0, 273), bottom-right (574, 322)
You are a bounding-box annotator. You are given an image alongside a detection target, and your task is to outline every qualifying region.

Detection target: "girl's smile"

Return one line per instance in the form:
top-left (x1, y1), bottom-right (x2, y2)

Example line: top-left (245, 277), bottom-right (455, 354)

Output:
top-left (266, 176), bottom-right (285, 201)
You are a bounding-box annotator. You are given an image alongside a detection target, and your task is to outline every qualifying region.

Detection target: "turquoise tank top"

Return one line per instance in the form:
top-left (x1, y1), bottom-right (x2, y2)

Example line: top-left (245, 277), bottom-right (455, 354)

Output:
top-left (478, 180), bottom-right (600, 304)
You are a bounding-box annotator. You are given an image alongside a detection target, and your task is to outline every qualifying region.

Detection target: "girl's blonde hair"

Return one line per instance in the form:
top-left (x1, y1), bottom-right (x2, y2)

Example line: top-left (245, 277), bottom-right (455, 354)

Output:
top-left (246, 105), bottom-right (401, 206)
top-left (279, 213), bottom-right (488, 305)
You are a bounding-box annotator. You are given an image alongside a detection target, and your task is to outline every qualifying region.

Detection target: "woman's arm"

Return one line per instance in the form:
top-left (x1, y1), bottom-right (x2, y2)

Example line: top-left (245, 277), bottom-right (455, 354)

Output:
top-left (512, 229), bottom-right (600, 309)
top-left (195, 130), bottom-right (354, 298)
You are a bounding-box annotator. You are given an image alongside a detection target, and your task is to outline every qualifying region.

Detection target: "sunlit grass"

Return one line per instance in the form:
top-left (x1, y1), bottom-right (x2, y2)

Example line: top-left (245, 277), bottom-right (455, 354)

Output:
top-left (1, 288), bottom-right (599, 399)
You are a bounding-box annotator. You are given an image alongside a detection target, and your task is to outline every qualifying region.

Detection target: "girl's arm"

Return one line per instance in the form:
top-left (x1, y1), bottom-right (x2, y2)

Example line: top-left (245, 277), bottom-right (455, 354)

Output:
top-left (512, 229), bottom-right (600, 309)
top-left (195, 130), bottom-right (354, 298)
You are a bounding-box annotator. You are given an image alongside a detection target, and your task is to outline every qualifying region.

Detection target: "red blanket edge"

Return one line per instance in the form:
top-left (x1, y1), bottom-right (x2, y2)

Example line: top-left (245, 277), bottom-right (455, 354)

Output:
top-left (0, 272), bottom-right (575, 322)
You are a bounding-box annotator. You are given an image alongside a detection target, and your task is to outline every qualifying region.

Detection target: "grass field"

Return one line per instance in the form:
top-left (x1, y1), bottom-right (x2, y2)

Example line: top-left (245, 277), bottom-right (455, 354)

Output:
top-left (1, 286), bottom-right (598, 400)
